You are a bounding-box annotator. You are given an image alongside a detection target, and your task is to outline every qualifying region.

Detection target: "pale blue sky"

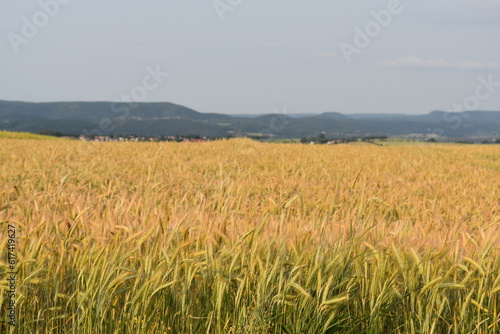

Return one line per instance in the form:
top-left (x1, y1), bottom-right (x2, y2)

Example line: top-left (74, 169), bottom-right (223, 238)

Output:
top-left (1, 0), bottom-right (499, 115)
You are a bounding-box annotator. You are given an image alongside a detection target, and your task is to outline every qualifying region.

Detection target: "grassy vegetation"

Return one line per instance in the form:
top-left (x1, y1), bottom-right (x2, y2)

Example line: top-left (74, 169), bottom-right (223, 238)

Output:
top-left (0, 131), bottom-right (59, 140)
top-left (0, 139), bottom-right (499, 333)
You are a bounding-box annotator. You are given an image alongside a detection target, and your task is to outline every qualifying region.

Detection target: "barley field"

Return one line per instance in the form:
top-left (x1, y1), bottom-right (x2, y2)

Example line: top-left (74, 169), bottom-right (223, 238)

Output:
top-left (0, 138), bottom-right (499, 333)
top-left (0, 131), bottom-right (57, 141)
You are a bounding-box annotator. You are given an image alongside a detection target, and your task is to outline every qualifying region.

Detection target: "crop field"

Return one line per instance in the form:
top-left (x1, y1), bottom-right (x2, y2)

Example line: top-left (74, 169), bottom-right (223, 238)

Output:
top-left (0, 131), bottom-right (58, 141)
top-left (0, 138), bottom-right (499, 333)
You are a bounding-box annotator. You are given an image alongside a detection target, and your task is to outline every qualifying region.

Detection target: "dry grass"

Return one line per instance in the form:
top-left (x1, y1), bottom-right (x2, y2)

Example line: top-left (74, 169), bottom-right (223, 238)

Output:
top-left (0, 138), bottom-right (499, 333)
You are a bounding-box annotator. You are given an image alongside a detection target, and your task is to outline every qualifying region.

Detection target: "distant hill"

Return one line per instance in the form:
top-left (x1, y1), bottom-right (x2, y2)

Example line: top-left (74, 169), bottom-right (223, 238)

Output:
top-left (0, 100), bottom-right (499, 139)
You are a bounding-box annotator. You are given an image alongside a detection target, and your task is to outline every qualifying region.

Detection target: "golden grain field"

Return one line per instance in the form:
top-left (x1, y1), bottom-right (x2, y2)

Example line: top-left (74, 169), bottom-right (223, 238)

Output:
top-left (0, 138), bottom-right (499, 333)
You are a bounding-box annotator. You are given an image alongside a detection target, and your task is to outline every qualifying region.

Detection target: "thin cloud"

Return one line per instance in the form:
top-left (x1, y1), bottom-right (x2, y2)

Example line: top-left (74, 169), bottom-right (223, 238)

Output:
top-left (263, 43), bottom-right (286, 49)
top-left (381, 57), bottom-right (500, 71)
top-left (441, 3), bottom-right (500, 25)
top-left (474, 4), bottom-right (500, 20)
top-left (311, 52), bottom-right (336, 59)
top-left (135, 38), bottom-right (160, 44)
top-left (479, 3), bottom-right (500, 12)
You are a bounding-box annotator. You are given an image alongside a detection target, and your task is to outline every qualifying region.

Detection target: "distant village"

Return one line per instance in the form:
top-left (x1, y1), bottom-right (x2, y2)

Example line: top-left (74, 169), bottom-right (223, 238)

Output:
top-left (55, 132), bottom-right (387, 144)
top-left (33, 129), bottom-right (222, 142)
top-left (41, 130), bottom-right (500, 145)
top-left (76, 134), bottom-right (215, 142)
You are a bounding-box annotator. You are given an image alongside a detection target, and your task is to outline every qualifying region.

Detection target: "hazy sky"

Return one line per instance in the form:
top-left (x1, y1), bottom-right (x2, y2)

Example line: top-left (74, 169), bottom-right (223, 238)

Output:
top-left (1, 0), bottom-right (500, 115)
